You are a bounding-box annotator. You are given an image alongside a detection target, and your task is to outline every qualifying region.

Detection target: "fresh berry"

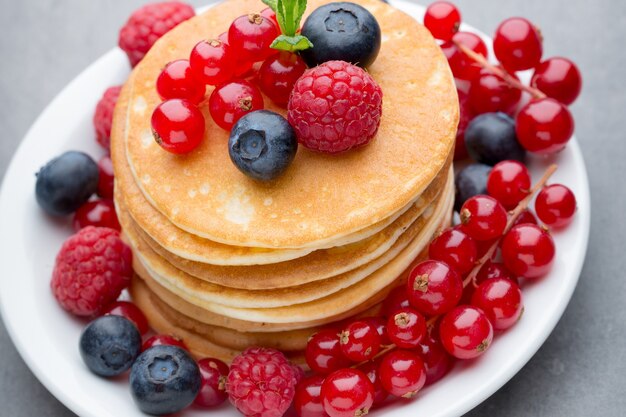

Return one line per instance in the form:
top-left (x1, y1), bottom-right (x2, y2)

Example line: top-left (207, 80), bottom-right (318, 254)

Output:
top-left (429, 227), bottom-right (478, 275)
top-left (306, 329), bottom-right (352, 374)
top-left (464, 112), bottom-right (526, 166)
top-left (258, 52), bottom-right (308, 106)
top-left (469, 69), bottom-right (522, 116)
top-left (118, 2), bottom-right (195, 67)
top-left (189, 39), bottom-right (236, 86)
top-left (359, 360), bottom-right (388, 406)
top-left (195, 358), bottom-right (229, 408)
top-left (454, 88), bottom-right (473, 160)
top-left (97, 155), bottom-right (115, 199)
top-left (439, 305), bottom-right (494, 360)
top-left (381, 286), bottom-right (411, 318)
top-left (260, 7), bottom-right (280, 29)
top-left (460, 195), bottom-right (508, 241)
top-left (156, 59), bottom-right (205, 103)
top-left (454, 163), bottom-right (491, 212)
top-left (471, 278), bottom-right (523, 330)
top-left (130, 345), bottom-right (201, 415)
top-left (516, 98), bottom-right (575, 154)
top-left (442, 32), bottom-right (487, 81)
top-left (288, 61), bottom-right (382, 153)
top-left (387, 308), bottom-right (427, 349)
top-left (209, 80), bottom-right (264, 131)
top-left (142, 334), bottom-right (188, 352)
top-left (93, 86), bottom-right (122, 150)
top-left (79, 315), bottom-right (141, 377)
top-left (51, 227), bottom-right (132, 316)
top-left (378, 350), bottom-right (426, 398)
top-left (227, 347), bottom-right (297, 417)
top-left (531, 57), bottom-right (582, 105)
top-left (407, 260), bottom-right (463, 316)
top-left (365, 317), bottom-right (391, 345)
top-left (73, 199), bottom-right (121, 231)
top-left (295, 375), bottom-right (329, 417)
top-left (487, 160), bottom-right (531, 209)
top-left (151, 98), bottom-right (205, 154)
top-left (475, 261), bottom-right (517, 286)
top-left (535, 184), bottom-right (577, 228)
top-left (339, 320), bottom-right (381, 362)
top-left (513, 209), bottom-right (538, 226)
top-left (228, 110), bottom-right (298, 181)
top-left (424, 1), bottom-right (461, 41)
top-left (36, 151), bottom-right (99, 216)
top-left (501, 224), bottom-right (555, 278)
top-left (300, 2), bottom-right (381, 68)
top-left (228, 14), bottom-right (279, 63)
top-left (321, 369), bottom-right (374, 417)
top-left (103, 301), bottom-right (149, 335)
top-left (416, 336), bottom-right (453, 385)
top-left (493, 17), bottom-right (543, 72)
top-left (218, 32), bottom-right (255, 77)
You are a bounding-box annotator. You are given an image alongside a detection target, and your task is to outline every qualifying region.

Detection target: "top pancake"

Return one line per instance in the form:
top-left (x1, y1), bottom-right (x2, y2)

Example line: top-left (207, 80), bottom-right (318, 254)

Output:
top-left (116, 0), bottom-right (458, 249)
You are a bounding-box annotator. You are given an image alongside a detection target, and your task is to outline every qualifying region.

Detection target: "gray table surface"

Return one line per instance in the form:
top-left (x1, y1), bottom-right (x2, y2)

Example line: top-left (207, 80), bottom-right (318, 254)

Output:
top-left (1, 0), bottom-right (625, 416)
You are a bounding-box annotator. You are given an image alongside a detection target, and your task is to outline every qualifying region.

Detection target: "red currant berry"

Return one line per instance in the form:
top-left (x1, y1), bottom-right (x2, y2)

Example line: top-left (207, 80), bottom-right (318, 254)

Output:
top-left (190, 39), bottom-right (236, 86)
top-left (321, 369), bottom-right (374, 417)
top-left (493, 17), bottom-right (543, 72)
top-left (474, 236), bottom-right (497, 259)
top-left (217, 32), bottom-right (255, 77)
top-left (471, 278), bottom-right (523, 330)
top-left (103, 301), bottom-right (149, 335)
top-left (306, 329), bottom-right (351, 374)
top-left (531, 57), bottom-right (582, 105)
top-left (454, 88), bottom-right (473, 160)
top-left (487, 160), bottom-right (531, 209)
top-left (156, 59), bottom-right (205, 103)
top-left (535, 184), bottom-right (577, 228)
top-left (365, 317), bottom-right (391, 345)
top-left (260, 7), bottom-right (280, 29)
top-left (295, 375), bottom-right (329, 417)
top-left (475, 261), bottom-right (517, 286)
top-left (417, 336), bottom-right (453, 385)
top-left (258, 52), bottom-right (307, 106)
top-left (407, 260), bottom-right (463, 316)
top-left (378, 350), bottom-right (426, 398)
top-left (72, 199), bottom-right (120, 231)
top-left (97, 155), bottom-right (114, 199)
top-left (424, 1), bottom-right (461, 41)
top-left (439, 305), bottom-right (494, 359)
top-left (228, 14), bottom-right (279, 63)
top-left (387, 308), bottom-right (427, 349)
top-left (381, 286), bottom-right (410, 318)
top-left (442, 32), bottom-right (487, 81)
top-left (469, 69), bottom-right (522, 115)
top-left (359, 360), bottom-right (388, 406)
top-left (429, 227), bottom-right (478, 275)
top-left (141, 334), bottom-right (188, 352)
top-left (513, 209), bottom-right (538, 227)
top-left (208, 80), bottom-right (263, 131)
top-left (195, 358), bottom-right (229, 407)
top-left (460, 195), bottom-right (508, 241)
top-left (339, 320), bottom-right (381, 362)
top-left (516, 98), bottom-right (574, 154)
top-left (151, 99), bottom-right (205, 154)
top-left (501, 224), bottom-right (555, 278)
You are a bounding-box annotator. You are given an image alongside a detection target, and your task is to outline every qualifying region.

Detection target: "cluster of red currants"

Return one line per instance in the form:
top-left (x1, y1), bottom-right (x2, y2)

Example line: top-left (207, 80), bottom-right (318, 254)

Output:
top-left (151, 8), bottom-right (307, 154)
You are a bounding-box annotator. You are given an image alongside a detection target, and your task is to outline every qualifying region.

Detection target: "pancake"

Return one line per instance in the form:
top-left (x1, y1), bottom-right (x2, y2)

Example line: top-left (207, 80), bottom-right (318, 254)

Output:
top-left (115, 0), bottom-right (458, 249)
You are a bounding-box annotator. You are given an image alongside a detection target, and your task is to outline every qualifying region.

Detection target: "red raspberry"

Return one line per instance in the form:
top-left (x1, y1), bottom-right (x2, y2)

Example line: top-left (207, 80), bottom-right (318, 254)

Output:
top-left (288, 61), bottom-right (383, 154)
top-left (51, 226), bottom-right (132, 317)
top-left (118, 2), bottom-right (195, 67)
top-left (93, 86), bottom-right (121, 150)
top-left (227, 347), bottom-right (298, 417)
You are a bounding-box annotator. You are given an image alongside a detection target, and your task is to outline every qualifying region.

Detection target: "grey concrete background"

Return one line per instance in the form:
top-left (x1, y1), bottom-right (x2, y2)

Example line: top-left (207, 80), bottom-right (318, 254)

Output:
top-left (1, 0), bottom-right (624, 416)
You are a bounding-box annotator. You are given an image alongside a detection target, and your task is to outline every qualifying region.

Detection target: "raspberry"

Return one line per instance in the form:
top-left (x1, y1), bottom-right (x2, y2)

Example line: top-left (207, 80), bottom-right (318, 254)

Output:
top-left (51, 226), bottom-right (132, 316)
top-left (93, 86), bottom-right (121, 150)
top-left (288, 61), bottom-right (383, 154)
top-left (227, 347), bottom-right (298, 417)
top-left (118, 2), bottom-right (195, 67)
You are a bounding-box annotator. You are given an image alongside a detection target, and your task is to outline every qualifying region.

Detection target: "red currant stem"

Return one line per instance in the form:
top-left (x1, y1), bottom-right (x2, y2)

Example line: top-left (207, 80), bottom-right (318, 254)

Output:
top-left (462, 164), bottom-right (558, 288)
top-left (452, 40), bottom-right (547, 100)
top-left (350, 344), bottom-right (396, 369)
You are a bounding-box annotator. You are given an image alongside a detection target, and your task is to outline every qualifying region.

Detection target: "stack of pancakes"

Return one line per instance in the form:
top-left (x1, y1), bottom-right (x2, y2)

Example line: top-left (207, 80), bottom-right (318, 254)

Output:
top-left (111, 0), bottom-right (458, 364)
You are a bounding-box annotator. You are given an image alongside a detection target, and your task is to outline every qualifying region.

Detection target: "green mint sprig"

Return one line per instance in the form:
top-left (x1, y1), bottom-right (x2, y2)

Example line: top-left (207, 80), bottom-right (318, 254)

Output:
top-left (263, 0), bottom-right (313, 52)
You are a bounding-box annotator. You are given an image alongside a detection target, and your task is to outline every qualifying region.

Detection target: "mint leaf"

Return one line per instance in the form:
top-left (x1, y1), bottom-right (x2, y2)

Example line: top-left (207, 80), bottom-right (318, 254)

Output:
top-left (262, 0), bottom-right (278, 12)
top-left (270, 34), bottom-right (313, 52)
top-left (272, 0), bottom-right (313, 50)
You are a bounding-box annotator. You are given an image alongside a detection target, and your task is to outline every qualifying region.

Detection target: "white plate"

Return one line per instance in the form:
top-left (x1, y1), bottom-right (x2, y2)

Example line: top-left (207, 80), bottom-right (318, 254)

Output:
top-left (0, 1), bottom-right (590, 417)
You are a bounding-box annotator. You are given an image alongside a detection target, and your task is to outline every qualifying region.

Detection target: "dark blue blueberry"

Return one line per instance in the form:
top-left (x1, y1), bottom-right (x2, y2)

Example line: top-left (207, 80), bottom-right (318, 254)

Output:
top-left (454, 163), bottom-right (492, 212)
top-left (301, 2), bottom-right (381, 68)
top-left (229, 110), bottom-right (298, 182)
top-left (79, 315), bottom-right (141, 377)
top-left (464, 112), bottom-right (526, 166)
top-left (130, 345), bottom-right (201, 415)
top-left (35, 151), bottom-right (99, 216)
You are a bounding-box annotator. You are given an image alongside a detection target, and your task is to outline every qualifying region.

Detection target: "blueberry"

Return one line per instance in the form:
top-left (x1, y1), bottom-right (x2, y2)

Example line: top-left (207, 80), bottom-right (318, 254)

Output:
top-left (301, 2), bottom-right (381, 68)
top-left (130, 345), bottom-right (201, 415)
top-left (79, 315), bottom-right (141, 377)
top-left (35, 151), bottom-right (99, 216)
top-left (229, 110), bottom-right (298, 182)
top-left (464, 112), bottom-right (526, 166)
top-left (454, 163), bottom-right (492, 212)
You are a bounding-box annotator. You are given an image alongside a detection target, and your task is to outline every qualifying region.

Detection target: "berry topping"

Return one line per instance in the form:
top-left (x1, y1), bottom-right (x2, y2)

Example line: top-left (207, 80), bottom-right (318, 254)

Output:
top-left (378, 350), bottom-right (426, 398)
top-left (228, 110), bottom-right (298, 181)
top-left (156, 59), bottom-right (205, 103)
top-left (501, 224), bottom-right (555, 278)
top-left (468, 69), bottom-right (522, 116)
top-left (386, 308), bottom-right (427, 349)
top-left (442, 31), bottom-right (487, 81)
top-left (475, 261), bottom-right (517, 286)
top-left (429, 227), bottom-right (478, 275)
top-left (381, 286), bottom-right (411, 318)
top-left (454, 88), bottom-right (473, 161)
top-left (288, 60), bottom-right (383, 154)
top-left (118, 1), bottom-right (195, 67)
top-left (515, 98), bottom-right (575, 154)
top-left (103, 301), bottom-right (149, 335)
top-left (358, 360), bottom-right (388, 406)
top-left (535, 184), bottom-right (577, 228)
top-left (93, 85), bottom-right (121, 150)
top-left (142, 334), bottom-right (188, 352)
top-left (460, 195), bottom-right (508, 241)
top-left (36, 151), bottom-right (99, 216)
top-left (454, 163), bottom-right (491, 212)
top-left (228, 14), bottom-right (279, 63)
top-left (531, 57), bottom-right (582, 105)
top-left (471, 278), bottom-right (524, 330)
top-left (365, 317), bottom-right (391, 345)
top-left (439, 305), bottom-right (494, 360)
top-left (424, 1), bottom-right (461, 41)
top-left (195, 358), bottom-right (230, 408)
top-left (416, 336), bottom-right (453, 385)
top-left (51, 227), bottom-right (132, 316)
top-left (260, 7), bottom-right (280, 30)
top-left (493, 17), bottom-right (543, 72)
top-left (209, 80), bottom-right (264, 131)
top-left (321, 368), bottom-right (374, 417)
top-left (306, 329), bottom-right (352, 374)
top-left (339, 320), bottom-right (381, 362)
top-left (258, 52), bottom-right (308, 106)
top-left (189, 39), bottom-right (236, 86)
top-left (73, 199), bottom-right (121, 231)
top-left (295, 375), bottom-right (329, 417)
top-left (97, 155), bottom-right (115, 199)
top-left (407, 260), bottom-right (463, 316)
top-left (464, 112), bottom-right (526, 166)
top-left (487, 160), bottom-right (531, 209)
top-left (151, 98), bottom-right (206, 154)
